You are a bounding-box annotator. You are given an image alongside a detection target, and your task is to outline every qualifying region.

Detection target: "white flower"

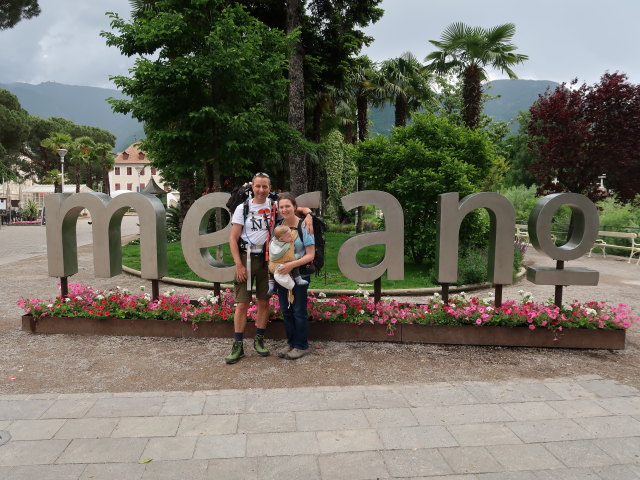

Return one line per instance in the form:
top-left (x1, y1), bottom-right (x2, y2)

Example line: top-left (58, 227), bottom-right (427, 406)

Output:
top-left (359, 309), bottom-right (365, 315)
top-left (65, 297), bottom-right (71, 303)
top-left (486, 306), bottom-right (494, 312)
top-left (318, 292), bottom-right (326, 298)
top-left (47, 303), bottom-right (53, 308)
top-left (95, 294), bottom-right (104, 300)
top-left (585, 308), bottom-right (597, 316)
top-left (433, 292), bottom-right (440, 298)
top-left (75, 296), bottom-right (82, 300)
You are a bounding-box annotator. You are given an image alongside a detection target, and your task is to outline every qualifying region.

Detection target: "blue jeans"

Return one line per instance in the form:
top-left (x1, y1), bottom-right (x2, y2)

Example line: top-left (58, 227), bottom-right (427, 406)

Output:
top-left (276, 275), bottom-right (310, 350)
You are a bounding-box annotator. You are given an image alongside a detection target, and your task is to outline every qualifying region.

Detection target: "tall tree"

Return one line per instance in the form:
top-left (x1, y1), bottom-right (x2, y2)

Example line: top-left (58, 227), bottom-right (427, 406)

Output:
top-left (528, 73), bottom-right (640, 203)
top-left (104, 0), bottom-right (294, 219)
top-left (0, 89), bottom-right (30, 180)
top-left (426, 22), bottom-right (528, 128)
top-left (0, 0), bottom-right (40, 30)
top-left (377, 52), bottom-right (432, 127)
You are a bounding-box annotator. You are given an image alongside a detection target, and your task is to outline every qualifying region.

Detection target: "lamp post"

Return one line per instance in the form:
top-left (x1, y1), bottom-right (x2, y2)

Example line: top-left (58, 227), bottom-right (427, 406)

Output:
top-left (57, 148), bottom-right (68, 193)
top-left (598, 174), bottom-right (607, 192)
top-left (135, 166), bottom-right (143, 192)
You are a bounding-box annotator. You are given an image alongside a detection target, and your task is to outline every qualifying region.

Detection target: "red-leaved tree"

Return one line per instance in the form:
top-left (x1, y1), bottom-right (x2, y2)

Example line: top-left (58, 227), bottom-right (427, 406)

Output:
top-left (528, 73), bottom-right (640, 203)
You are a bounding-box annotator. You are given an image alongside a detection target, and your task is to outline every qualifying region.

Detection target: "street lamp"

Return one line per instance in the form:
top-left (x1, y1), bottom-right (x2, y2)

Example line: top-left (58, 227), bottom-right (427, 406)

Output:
top-left (57, 148), bottom-right (68, 193)
top-left (598, 173), bottom-right (607, 192)
top-left (135, 166), bottom-right (143, 192)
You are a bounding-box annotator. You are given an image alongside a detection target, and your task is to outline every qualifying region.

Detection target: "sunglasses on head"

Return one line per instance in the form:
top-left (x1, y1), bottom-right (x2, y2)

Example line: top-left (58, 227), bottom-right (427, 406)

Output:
top-left (254, 172), bottom-right (270, 178)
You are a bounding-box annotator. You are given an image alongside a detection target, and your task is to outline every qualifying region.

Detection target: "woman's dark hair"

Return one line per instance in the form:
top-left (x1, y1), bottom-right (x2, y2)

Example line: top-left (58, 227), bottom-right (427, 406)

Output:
top-left (277, 192), bottom-right (297, 209)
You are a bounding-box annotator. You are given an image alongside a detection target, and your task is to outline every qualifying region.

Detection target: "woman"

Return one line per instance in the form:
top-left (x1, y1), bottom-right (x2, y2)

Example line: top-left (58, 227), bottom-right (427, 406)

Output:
top-left (274, 193), bottom-right (315, 360)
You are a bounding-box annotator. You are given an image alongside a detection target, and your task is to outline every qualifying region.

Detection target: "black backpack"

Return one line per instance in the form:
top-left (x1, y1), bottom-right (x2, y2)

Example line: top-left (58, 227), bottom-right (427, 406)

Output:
top-left (296, 215), bottom-right (327, 275)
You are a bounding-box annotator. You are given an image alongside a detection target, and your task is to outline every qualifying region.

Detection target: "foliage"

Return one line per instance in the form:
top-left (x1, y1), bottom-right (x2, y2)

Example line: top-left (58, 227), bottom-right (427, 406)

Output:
top-left (499, 184), bottom-right (538, 222)
top-left (501, 113), bottom-right (536, 188)
top-left (319, 129), bottom-right (356, 221)
top-left (21, 198), bottom-right (39, 220)
top-left (0, 88), bottom-right (30, 180)
top-left (354, 112), bottom-right (495, 264)
top-left (18, 284), bottom-right (638, 335)
top-left (528, 73), bottom-right (640, 203)
top-left (0, 0), bottom-right (40, 30)
top-left (426, 22), bottom-right (528, 128)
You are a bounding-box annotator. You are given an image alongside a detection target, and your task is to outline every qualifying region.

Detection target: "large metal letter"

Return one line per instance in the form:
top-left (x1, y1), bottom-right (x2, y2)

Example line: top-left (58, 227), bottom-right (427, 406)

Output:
top-left (45, 192), bottom-right (167, 279)
top-left (437, 192), bottom-right (516, 285)
top-left (526, 193), bottom-right (599, 285)
top-left (181, 193), bottom-right (235, 283)
top-left (338, 190), bottom-right (404, 282)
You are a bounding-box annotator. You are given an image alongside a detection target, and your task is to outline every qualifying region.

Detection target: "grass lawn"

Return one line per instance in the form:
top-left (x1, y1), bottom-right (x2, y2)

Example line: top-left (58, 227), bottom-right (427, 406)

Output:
top-left (121, 232), bottom-right (439, 289)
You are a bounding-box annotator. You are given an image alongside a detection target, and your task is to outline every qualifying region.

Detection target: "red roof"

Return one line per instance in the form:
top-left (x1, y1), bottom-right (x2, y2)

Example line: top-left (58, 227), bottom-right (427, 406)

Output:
top-left (114, 143), bottom-right (150, 165)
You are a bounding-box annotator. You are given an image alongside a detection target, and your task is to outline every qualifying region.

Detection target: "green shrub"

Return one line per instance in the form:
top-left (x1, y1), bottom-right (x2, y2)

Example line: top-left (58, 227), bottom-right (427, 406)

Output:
top-left (22, 199), bottom-right (39, 221)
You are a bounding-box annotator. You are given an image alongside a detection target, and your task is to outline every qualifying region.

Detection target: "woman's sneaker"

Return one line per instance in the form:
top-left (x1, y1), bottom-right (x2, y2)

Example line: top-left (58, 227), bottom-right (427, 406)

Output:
top-left (225, 341), bottom-right (244, 364)
top-left (285, 348), bottom-right (308, 360)
top-left (277, 344), bottom-right (293, 358)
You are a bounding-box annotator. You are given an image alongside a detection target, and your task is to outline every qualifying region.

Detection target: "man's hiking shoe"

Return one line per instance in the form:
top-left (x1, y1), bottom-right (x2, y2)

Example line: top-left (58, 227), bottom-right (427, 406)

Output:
top-left (225, 341), bottom-right (244, 364)
top-left (254, 335), bottom-right (270, 357)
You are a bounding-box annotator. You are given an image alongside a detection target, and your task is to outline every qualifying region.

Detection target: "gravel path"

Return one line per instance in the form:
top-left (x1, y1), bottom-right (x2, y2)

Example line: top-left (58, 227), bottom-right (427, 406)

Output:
top-left (1, 226), bottom-right (638, 394)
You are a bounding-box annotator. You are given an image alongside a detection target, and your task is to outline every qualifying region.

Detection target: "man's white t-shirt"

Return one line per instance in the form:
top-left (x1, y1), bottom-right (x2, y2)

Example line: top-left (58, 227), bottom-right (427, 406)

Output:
top-left (231, 200), bottom-right (273, 253)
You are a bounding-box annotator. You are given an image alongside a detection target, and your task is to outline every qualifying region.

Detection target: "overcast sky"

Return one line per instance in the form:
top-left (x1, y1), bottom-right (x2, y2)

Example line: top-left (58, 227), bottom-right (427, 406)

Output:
top-left (1, 0), bottom-right (638, 89)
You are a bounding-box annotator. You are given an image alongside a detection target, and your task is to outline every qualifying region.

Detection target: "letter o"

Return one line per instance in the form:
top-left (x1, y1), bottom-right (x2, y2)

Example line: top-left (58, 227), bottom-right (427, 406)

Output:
top-left (528, 193), bottom-right (599, 261)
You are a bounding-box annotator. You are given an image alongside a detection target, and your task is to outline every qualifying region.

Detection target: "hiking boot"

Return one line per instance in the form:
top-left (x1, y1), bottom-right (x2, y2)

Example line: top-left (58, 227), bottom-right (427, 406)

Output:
top-left (253, 334), bottom-right (270, 357)
top-left (284, 348), bottom-right (308, 360)
top-left (277, 344), bottom-right (293, 358)
top-left (225, 341), bottom-right (244, 364)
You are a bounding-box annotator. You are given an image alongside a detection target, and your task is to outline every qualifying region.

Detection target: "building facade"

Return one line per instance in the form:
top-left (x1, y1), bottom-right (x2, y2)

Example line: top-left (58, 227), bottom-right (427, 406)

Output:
top-left (108, 143), bottom-right (169, 194)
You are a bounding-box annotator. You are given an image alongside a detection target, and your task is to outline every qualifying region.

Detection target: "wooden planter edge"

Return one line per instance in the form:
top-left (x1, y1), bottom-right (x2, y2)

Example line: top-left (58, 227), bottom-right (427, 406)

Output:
top-left (21, 316), bottom-right (625, 350)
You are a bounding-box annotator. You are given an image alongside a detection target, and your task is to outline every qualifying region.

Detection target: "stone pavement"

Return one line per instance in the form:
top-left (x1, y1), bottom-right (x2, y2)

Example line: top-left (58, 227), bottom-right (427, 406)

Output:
top-left (1, 375), bottom-right (640, 479)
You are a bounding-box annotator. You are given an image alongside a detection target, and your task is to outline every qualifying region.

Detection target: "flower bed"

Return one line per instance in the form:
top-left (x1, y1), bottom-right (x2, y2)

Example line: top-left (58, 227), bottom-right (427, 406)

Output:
top-left (18, 284), bottom-right (638, 349)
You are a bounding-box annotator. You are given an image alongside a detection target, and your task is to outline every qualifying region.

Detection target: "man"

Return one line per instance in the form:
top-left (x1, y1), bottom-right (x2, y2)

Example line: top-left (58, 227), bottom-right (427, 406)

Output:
top-left (226, 173), bottom-right (275, 364)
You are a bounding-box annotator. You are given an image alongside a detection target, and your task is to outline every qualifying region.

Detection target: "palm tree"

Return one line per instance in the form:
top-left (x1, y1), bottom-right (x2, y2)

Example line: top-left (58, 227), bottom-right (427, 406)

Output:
top-left (344, 56), bottom-right (377, 142)
top-left (376, 52), bottom-right (433, 127)
top-left (94, 143), bottom-right (115, 194)
top-left (40, 132), bottom-right (72, 193)
top-left (425, 22), bottom-right (528, 128)
top-left (71, 136), bottom-right (95, 193)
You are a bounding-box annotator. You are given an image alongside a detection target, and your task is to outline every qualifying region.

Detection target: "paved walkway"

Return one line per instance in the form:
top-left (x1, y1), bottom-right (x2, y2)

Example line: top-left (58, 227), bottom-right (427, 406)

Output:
top-left (1, 376), bottom-right (639, 479)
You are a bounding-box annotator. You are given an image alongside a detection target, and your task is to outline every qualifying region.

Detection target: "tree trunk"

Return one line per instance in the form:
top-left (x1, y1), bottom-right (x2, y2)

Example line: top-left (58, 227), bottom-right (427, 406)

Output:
top-left (212, 158), bottom-right (224, 262)
top-left (287, 0), bottom-right (307, 196)
top-left (462, 64), bottom-right (482, 128)
top-left (395, 93), bottom-right (408, 127)
top-left (344, 122), bottom-right (355, 144)
top-left (75, 164), bottom-right (81, 193)
top-left (178, 175), bottom-right (195, 227)
top-left (85, 164), bottom-right (93, 190)
top-left (357, 91), bottom-right (368, 142)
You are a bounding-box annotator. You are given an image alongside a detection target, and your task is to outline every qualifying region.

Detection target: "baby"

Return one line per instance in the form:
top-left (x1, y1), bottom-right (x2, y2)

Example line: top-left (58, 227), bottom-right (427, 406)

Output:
top-left (268, 225), bottom-right (309, 295)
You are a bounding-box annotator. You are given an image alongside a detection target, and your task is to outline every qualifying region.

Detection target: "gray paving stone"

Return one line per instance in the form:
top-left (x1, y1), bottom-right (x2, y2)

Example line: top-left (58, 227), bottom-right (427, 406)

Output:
top-left (0, 439), bottom-right (70, 466)
top-left (6, 419), bottom-right (65, 440)
top-left (426, 475), bottom-right (479, 480)
top-left (141, 459), bottom-right (208, 479)
top-left (80, 462), bottom-right (145, 480)
top-left (112, 416), bottom-right (181, 438)
top-left (439, 446), bottom-right (503, 474)
top-left (0, 400), bottom-right (55, 420)
top-left (28, 393), bottom-right (61, 400)
top-left (486, 444), bottom-right (564, 471)
top-left (202, 394), bottom-right (246, 415)
top-left (401, 383), bottom-right (479, 406)
top-left (1, 464), bottom-right (85, 480)
top-left (246, 432), bottom-right (319, 457)
top-left (318, 451), bottom-right (390, 480)
top-left (507, 419), bottom-right (592, 443)
top-left (577, 379), bottom-right (638, 398)
top-left (0, 420), bottom-right (10, 430)
top-left (447, 423), bottom-right (522, 446)
top-left (257, 455), bottom-right (320, 480)
top-left (464, 383), bottom-right (562, 404)
top-left (593, 436), bottom-right (640, 462)
top-left (205, 457), bottom-right (258, 480)
top-left (412, 403), bottom-right (513, 425)
top-left (54, 418), bottom-right (118, 439)
top-left (316, 428), bottom-right (383, 453)
top-left (594, 395), bottom-right (640, 415)
top-left (85, 396), bottom-right (164, 418)
top-left (193, 434), bottom-right (246, 459)
top-left (573, 414), bottom-right (640, 437)
top-left (141, 436), bottom-right (197, 461)
top-left (363, 407), bottom-right (418, 428)
top-left (378, 425), bottom-right (457, 449)
top-left (160, 395), bottom-right (205, 416)
top-left (547, 399), bottom-right (611, 418)
top-left (245, 391), bottom-right (328, 413)
top-left (325, 390), bottom-right (368, 409)
top-left (237, 412), bottom-right (295, 434)
top-left (41, 399), bottom-right (96, 419)
top-left (500, 401), bottom-right (563, 421)
top-left (363, 389), bottom-right (410, 408)
top-left (594, 464), bottom-right (640, 480)
top-left (477, 473), bottom-right (536, 480)
top-left (543, 382), bottom-right (598, 400)
top-left (542, 439), bottom-right (615, 467)
top-left (56, 437), bottom-right (148, 464)
top-left (534, 468), bottom-right (600, 479)
top-left (295, 409), bottom-right (369, 431)
top-left (382, 448), bottom-right (453, 477)
top-left (177, 414), bottom-right (238, 436)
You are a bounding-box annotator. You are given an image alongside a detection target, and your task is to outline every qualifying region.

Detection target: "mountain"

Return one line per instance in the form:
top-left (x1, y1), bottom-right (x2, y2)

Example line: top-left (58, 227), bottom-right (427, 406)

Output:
top-left (369, 79), bottom-right (560, 136)
top-left (0, 81), bottom-right (145, 152)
